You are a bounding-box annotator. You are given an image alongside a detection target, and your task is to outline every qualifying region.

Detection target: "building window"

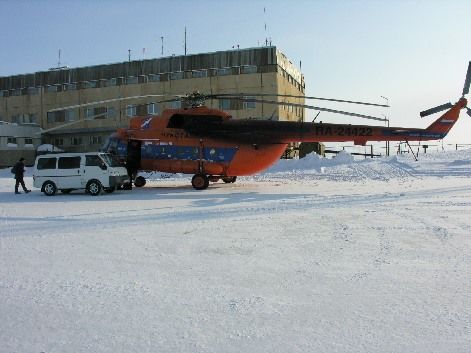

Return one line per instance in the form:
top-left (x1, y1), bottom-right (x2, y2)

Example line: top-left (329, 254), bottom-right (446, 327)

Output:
top-left (169, 101), bottom-right (182, 109)
top-left (106, 78), bottom-right (117, 87)
top-left (47, 109), bottom-right (75, 123)
top-left (241, 65), bottom-right (257, 74)
top-left (126, 105), bottom-right (137, 117)
top-left (148, 103), bottom-right (159, 115)
top-left (27, 87), bottom-right (39, 95)
top-left (46, 85), bottom-right (58, 93)
top-left (138, 75), bottom-right (147, 84)
top-left (54, 138), bottom-right (64, 146)
top-left (86, 107), bottom-right (109, 119)
top-left (71, 137), bottom-right (82, 146)
top-left (90, 136), bottom-right (103, 145)
top-left (243, 97), bottom-right (256, 109)
top-left (106, 107), bottom-right (117, 119)
top-left (217, 67), bottom-right (231, 76)
top-left (64, 83), bottom-right (77, 91)
top-left (25, 138), bottom-right (33, 145)
top-left (11, 113), bottom-right (39, 124)
top-left (7, 137), bottom-right (17, 144)
top-left (219, 99), bottom-right (231, 110)
top-left (127, 76), bottom-right (138, 85)
top-left (170, 72), bottom-right (184, 80)
top-left (148, 74), bottom-right (160, 82)
top-left (192, 70), bottom-right (207, 78)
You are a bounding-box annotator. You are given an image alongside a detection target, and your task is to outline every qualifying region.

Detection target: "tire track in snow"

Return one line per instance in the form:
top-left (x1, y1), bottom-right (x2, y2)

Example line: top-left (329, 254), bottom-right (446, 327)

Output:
top-left (4, 183), bottom-right (471, 238)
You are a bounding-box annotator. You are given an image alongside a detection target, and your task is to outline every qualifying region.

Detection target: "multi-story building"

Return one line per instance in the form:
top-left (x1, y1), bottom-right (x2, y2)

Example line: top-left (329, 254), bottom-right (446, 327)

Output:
top-left (0, 46), bottom-right (305, 160)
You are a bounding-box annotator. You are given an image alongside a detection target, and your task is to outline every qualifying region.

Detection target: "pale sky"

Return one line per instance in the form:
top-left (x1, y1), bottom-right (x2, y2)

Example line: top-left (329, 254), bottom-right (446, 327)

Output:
top-left (1, 0), bottom-right (470, 144)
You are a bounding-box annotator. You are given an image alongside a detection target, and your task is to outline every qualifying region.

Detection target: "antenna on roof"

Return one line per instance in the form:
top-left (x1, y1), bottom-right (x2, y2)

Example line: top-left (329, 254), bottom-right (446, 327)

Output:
top-left (184, 27), bottom-right (187, 55)
top-left (58, 49), bottom-right (61, 68)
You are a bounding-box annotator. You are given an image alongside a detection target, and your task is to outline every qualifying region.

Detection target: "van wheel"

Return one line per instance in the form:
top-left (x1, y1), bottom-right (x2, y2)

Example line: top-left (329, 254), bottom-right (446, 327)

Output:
top-left (134, 176), bottom-right (146, 187)
top-left (191, 174), bottom-right (209, 190)
top-left (43, 181), bottom-right (57, 196)
top-left (86, 180), bottom-right (102, 196)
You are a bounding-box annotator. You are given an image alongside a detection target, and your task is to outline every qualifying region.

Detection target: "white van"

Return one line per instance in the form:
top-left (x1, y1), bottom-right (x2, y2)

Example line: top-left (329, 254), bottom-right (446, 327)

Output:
top-left (33, 152), bottom-right (129, 196)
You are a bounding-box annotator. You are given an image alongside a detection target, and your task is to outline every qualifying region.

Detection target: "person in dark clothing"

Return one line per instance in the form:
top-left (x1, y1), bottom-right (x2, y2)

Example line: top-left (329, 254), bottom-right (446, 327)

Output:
top-left (14, 157), bottom-right (31, 194)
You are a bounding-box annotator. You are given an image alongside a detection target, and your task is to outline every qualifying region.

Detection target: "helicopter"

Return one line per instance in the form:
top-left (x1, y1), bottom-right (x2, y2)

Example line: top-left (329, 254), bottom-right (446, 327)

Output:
top-left (50, 62), bottom-right (471, 190)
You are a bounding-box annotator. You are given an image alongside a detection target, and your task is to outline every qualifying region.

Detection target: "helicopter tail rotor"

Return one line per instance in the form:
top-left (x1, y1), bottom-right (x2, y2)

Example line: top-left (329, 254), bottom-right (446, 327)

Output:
top-left (462, 61), bottom-right (471, 96)
top-left (420, 61), bottom-right (471, 118)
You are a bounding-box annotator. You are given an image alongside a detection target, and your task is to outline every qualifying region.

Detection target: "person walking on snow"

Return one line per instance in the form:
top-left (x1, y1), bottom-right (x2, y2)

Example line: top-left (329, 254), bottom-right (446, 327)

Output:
top-left (13, 157), bottom-right (31, 194)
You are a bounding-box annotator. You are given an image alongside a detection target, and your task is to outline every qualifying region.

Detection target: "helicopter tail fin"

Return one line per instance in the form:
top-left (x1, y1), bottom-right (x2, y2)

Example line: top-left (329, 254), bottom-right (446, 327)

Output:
top-left (423, 98), bottom-right (467, 138)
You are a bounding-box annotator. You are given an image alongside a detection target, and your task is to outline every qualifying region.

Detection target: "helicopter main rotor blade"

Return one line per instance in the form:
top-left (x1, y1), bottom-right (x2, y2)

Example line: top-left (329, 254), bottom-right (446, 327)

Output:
top-left (243, 98), bottom-right (387, 122)
top-left (419, 102), bottom-right (453, 117)
top-left (47, 94), bottom-right (182, 112)
top-left (211, 93), bottom-right (389, 107)
top-left (462, 61), bottom-right (471, 96)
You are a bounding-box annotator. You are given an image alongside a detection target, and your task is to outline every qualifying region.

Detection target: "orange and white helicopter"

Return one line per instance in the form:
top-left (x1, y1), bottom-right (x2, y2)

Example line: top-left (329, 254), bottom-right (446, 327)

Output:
top-left (51, 62), bottom-right (471, 190)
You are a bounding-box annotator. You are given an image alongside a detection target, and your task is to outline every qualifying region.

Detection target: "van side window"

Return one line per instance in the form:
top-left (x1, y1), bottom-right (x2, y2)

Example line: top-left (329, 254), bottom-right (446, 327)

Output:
top-left (86, 155), bottom-right (102, 167)
top-left (58, 156), bottom-right (81, 169)
top-left (37, 157), bottom-right (57, 170)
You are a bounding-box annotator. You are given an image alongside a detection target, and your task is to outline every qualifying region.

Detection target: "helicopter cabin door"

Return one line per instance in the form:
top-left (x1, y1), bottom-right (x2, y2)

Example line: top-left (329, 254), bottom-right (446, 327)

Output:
top-left (127, 140), bottom-right (141, 176)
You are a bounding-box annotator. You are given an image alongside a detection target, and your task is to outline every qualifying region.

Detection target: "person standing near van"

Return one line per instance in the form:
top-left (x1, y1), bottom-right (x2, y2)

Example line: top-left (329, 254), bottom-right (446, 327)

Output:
top-left (13, 157), bottom-right (31, 194)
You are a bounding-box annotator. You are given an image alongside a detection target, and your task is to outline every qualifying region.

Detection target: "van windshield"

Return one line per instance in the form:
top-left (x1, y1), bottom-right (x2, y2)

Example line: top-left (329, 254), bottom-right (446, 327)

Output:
top-left (100, 153), bottom-right (123, 167)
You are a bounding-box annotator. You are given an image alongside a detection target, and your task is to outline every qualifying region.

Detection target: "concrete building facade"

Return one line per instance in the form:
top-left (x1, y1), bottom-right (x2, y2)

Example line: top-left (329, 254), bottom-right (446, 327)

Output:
top-left (0, 46), bottom-right (305, 158)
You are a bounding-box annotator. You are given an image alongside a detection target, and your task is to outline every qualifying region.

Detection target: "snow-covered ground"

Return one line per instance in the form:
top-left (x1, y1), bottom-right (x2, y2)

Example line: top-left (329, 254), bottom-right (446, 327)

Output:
top-left (1, 150), bottom-right (471, 353)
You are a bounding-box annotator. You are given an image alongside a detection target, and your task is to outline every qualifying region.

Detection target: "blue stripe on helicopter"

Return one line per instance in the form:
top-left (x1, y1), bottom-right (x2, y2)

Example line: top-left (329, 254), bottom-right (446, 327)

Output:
top-left (381, 129), bottom-right (446, 139)
top-left (141, 144), bottom-right (238, 162)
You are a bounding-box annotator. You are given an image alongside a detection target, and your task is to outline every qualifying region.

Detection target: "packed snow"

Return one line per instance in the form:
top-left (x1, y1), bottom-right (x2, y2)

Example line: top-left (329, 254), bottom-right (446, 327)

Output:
top-left (1, 150), bottom-right (471, 353)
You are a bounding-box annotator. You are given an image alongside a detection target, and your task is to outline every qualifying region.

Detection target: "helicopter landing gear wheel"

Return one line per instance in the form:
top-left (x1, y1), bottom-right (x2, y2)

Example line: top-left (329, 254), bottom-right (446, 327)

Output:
top-left (222, 176), bottom-right (237, 183)
top-left (134, 176), bottom-right (146, 187)
top-left (191, 174), bottom-right (209, 190)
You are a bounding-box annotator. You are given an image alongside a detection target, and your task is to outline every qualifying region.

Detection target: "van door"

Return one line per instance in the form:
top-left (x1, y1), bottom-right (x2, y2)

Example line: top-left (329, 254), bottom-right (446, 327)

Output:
top-left (56, 156), bottom-right (82, 188)
top-left (83, 155), bottom-right (110, 187)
